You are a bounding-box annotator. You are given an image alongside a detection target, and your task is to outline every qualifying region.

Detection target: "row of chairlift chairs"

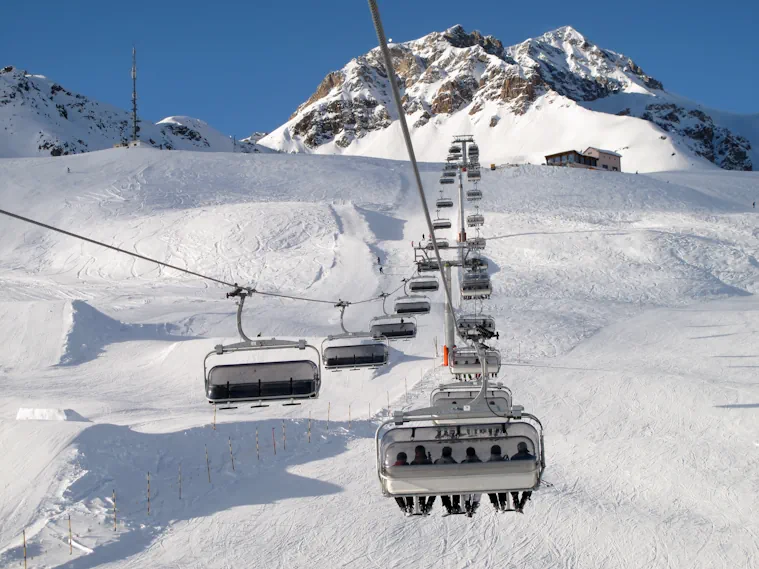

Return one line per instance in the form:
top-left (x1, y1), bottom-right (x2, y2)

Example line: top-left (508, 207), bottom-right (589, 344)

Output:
top-left (204, 273), bottom-right (441, 409)
top-left (373, 139), bottom-right (544, 517)
top-left (203, 136), bottom-right (543, 515)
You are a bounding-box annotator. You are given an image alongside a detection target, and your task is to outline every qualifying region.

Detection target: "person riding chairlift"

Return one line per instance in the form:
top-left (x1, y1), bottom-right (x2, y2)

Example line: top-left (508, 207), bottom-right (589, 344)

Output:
top-left (461, 447), bottom-right (482, 516)
top-left (487, 445), bottom-right (510, 511)
top-left (392, 452), bottom-right (414, 514)
top-left (510, 442), bottom-right (536, 513)
top-left (435, 446), bottom-right (460, 514)
top-left (411, 445), bottom-right (435, 514)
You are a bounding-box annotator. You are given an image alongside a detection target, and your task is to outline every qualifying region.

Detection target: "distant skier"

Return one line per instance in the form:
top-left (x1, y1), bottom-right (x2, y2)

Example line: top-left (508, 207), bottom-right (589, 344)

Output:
top-left (422, 234), bottom-right (425, 240)
top-left (379, 266), bottom-right (383, 274)
top-left (753, 201), bottom-right (755, 209)
top-left (377, 255), bottom-right (381, 265)
top-left (66, 167), bottom-right (70, 173)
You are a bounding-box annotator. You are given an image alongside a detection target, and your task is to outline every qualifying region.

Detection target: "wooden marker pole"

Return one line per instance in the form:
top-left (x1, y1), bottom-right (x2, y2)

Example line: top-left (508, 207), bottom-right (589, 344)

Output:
top-left (22, 529), bottom-right (26, 569)
top-left (368, 402), bottom-right (371, 420)
top-left (256, 428), bottom-right (260, 460)
top-left (147, 471), bottom-right (151, 515)
top-left (228, 437), bottom-right (235, 472)
top-left (213, 406), bottom-right (217, 430)
top-left (68, 514), bottom-right (73, 555)
top-left (327, 402), bottom-right (331, 431)
top-left (272, 428), bottom-right (276, 455)
top-left (282, 420), bottom-right (286, 451)
top-left (405, 377), bottom-right (408, 402)
top-left (112, 490), bottom-right (117, 531)
top-left (348, 404), bottom-right (352, 430)
top-left (205, 444), bottom-right (211, 483)
top-left (307, 412), bottom-right (311, 443)
top-left (178, 464), bottom-right (182, 500)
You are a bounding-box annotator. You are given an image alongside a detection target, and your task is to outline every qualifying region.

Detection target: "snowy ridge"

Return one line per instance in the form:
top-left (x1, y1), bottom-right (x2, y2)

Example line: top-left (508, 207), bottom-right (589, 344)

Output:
top-left (0, 66), bottom-right (273, 157)
top-left (0, 149), bottom-right (757, 568)
top-left (261, 25), bottom-right (756, 172)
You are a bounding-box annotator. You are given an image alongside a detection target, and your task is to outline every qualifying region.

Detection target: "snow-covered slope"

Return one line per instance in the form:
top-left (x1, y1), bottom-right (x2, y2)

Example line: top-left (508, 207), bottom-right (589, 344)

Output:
top-left (261, 25), bottom-right (756, 172)
top-left (0, 66), bottom-right (272, 157)
top-left (0, 149), bottom-right (757, 568)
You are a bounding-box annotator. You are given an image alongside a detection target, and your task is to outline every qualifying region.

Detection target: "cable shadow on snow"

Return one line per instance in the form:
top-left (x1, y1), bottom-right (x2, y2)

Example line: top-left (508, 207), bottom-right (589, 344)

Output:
top-left (56, 417), bottom-right (375, 569)
top-left (58, 300), bottom-right (197, 367)
top-left (713, 403), bottom-right (759, 409)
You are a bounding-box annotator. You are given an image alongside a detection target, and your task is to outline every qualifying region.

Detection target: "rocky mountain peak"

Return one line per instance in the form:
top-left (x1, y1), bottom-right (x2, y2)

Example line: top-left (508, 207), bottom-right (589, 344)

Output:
top-left (442, 24), bottom-right (504, 57)
top-left (261, 24), bottom-right (754, 171)
top-left (0, 66), bottom-right (269, 157)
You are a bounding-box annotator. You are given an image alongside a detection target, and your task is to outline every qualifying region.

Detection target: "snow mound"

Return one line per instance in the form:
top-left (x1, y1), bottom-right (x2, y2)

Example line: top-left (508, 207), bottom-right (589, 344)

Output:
top-left (16, 408), bottom-right (89, 422)
top-left (60, 300), bottom-right (191, 366)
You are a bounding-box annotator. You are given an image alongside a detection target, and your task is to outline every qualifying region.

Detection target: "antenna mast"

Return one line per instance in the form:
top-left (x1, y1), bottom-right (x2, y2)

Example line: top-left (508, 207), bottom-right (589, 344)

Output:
top-left (131, 46), bottom-right (138, 143)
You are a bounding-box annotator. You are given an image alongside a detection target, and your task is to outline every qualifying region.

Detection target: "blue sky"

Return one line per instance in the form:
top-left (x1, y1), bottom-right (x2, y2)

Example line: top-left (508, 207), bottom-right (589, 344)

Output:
top-left (2, 0), bottom-right (756, 137)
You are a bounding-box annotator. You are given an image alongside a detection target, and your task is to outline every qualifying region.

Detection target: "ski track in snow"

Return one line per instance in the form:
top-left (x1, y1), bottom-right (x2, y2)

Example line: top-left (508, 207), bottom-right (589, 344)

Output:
top-left (0, 149), bottom-right (757, 568)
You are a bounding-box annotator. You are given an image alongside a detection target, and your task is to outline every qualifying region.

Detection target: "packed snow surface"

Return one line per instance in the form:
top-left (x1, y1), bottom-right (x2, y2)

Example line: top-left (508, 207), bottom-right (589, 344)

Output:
top-left (0, 148), bottom-right (758, 568)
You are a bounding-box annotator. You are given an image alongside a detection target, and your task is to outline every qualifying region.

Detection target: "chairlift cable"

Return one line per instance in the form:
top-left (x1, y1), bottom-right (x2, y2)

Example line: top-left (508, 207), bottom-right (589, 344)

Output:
top-left (366, 0), bottom-right (462, 341)
top-left (0, 207), bottom-right (412, 307)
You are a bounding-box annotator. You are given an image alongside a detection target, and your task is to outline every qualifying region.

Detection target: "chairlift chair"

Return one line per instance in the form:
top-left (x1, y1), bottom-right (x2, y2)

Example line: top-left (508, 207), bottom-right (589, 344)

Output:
top-left (439, 177), bottom-right (455, 185)
top-left (448, 145), bottom-right (462, 154)
top-left (464, 256), bottom-right (488, 271)
top-left (467, 236), bottom-right (486, 250)
top-left (370, 314), bottom-right (417, 340)
top-left (441, 170), bottom-right (456, 178)
top-left (204, 290), bottom-right (321, 408)
top-left (468, 144), bottom-right (479, 157)
top-left (443, 163), bottom-right (458, 171)
top-left (466, 188), bottom-right (482, 201)
top-left (321, 303), bottom-right (389, 370)
top-left (447, 154), bottom-right (459, 162)
top-left (460, 271), bottom-right (492, 299)
top-left (425, 238), bottom-right (449, 250)
top-left (449, 346), bottom-right (501, 377)
top-left (394, 295), bottom-right (431, 315)
top-left (433, 217), bottom-right (452, 230)
top-left (322, 335), bottom-right (389, 370)
top-left (436, 196), bottom-right (454, 208)
top-left (417, 259), bottom-right (442, 273)
top-left (408, 276), bottom-right (439, 292)
top-left (467, 170), bottom-right (482, 181)
top-left (467, 213), bottom-right (485, 228)
top-left (456, 313), bottom-right (497, 340)
top-left (376, 410), bottom-right (545, 498)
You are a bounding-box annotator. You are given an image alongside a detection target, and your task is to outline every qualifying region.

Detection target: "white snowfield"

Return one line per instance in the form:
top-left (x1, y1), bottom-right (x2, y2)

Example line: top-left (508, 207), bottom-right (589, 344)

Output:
top-left (0, 149), bottom-right (757, 569)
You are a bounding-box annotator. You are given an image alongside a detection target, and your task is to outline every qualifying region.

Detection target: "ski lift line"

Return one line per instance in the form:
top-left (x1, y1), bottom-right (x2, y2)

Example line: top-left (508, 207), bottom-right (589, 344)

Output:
top-left (0, 207), bottom-right (412, 307)
top-left (366, 0), bottom-right (462, 342)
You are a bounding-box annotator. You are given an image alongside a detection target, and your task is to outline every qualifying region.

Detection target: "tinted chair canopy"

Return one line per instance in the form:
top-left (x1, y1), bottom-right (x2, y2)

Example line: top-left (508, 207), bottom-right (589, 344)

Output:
top-left (370, 315), bottom-right (417, 340)
top-left (408, 276), bottom-right (439, 292)
top-left (394, 295), bottom-right (431, 315)
top-left (378, 421), bottom-right (542, 496)
top-left (322, 334), bottom-right (389, 370)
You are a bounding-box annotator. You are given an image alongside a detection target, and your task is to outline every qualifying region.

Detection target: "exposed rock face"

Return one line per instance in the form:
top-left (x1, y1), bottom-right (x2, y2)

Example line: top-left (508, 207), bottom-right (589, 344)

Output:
top-left (640, 103), bottom-right (752, 170)
top-left (267, 24), bottom-right (754, 171)
top-left (431, 76), bottom-right (479, 114)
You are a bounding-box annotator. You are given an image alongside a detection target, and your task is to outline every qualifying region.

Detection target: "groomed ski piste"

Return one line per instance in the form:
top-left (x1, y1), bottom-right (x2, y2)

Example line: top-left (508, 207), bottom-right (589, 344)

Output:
top-left (0, 147), bottom-right (758, 568)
